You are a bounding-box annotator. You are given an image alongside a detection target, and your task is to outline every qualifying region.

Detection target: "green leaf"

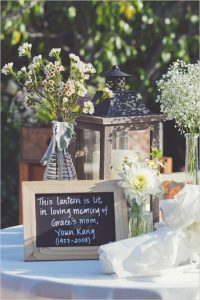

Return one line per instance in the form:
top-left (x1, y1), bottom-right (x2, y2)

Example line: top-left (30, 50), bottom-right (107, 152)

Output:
top-left (18, 0), bottom-right (25, 7)
top-left (161, 52), bottom-right (171, 63)
top-left (34, 3), bottom-right (44, 16)
top-left (68, 6), bottom-right (76, 19)
top-left (115, 36), bottom-right (122, 50)
top-left (11, 30), bottom-right (21, 45)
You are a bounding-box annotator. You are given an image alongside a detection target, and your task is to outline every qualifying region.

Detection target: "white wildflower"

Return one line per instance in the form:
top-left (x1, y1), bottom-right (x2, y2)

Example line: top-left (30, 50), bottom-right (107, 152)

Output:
top-left (63, 97), bottom-right (69, 103)
top-left (103, 87), bottom-right (114, 98)
top-left (44, 62), bottom-right (55, 78)
top-left (83, 101), bottom-right (94, 114)
top-left (59, 82), bottom-right (65, 89)
top-left (18, 42), bottom-right (32, 57)
top-left (59, 65), bottom-right (64, 72)
top-left (24, 80), bottom-right (32, 87)
top-left (64, 79), bottom-right (75, 97)
top-left (20, 67), bottom-right (27, 72)
top-left (74, 60), bottom-right (87, 74)
top-left (84, 63), bottom-right (96, 74)
top-left (28, 55), bottom-right (42, 72)
top-left (48, 80), bottom-right (54, 87)
top-left (76, 82), bottom-right (88, 97)
top-left (1, 50), bottom-right (97, 122)
top-left (81, 73), bottom-right (90, 80)
top-left (28, 64), bottom-right (35, 72)
top-left (49, 48), bottom-right (61, 58)
top-left (48, 87), bottom-right (54, 92)
top-left (1, 63), bottom-right (14, 75)
top-left (33, 55), bottom-right (42, 63)
top-left (42, 80), bottom-right (48, 87)
top-left (69, 53), bottom-right (80, 62)
top-left (54, 61), bottom-right (64, 72)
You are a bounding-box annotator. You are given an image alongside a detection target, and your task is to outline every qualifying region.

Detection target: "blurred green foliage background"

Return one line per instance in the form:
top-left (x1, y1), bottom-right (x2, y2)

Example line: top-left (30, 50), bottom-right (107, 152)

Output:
top-left (1, 0), bottom-right (199, 228)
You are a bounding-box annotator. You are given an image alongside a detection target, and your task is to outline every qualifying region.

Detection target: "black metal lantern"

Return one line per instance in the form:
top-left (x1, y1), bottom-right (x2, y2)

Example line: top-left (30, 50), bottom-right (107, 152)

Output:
top-left (93, 65), bottom-right (152, 117)
top-left (103, 65), bottom-right (130, 91)
top-left (74, 66), bottom-right (163, 222)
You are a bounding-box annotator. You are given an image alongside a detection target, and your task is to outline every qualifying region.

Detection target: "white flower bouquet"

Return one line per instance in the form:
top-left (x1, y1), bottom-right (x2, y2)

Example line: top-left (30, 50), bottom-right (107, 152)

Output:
top-left (156, 60), bottom-right (200, 134)
top-left (2, 43), bottom-right (112, 123)
top-left (119, 149), bottom-right (162, 206)
top-left (119, 149), bottom-right (162, 237)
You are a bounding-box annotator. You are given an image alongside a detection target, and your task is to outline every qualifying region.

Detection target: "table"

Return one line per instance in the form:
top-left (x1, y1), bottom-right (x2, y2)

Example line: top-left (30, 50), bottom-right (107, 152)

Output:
top-left (1, 226), bottom-right (200, 299)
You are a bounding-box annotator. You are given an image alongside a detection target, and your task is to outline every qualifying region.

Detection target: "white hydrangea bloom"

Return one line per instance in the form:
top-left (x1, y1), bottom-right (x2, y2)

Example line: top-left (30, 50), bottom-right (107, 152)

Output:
top-left (83, 101), bottom-right (94, 114)
top-left (1, 63), bottom-right (13, 75)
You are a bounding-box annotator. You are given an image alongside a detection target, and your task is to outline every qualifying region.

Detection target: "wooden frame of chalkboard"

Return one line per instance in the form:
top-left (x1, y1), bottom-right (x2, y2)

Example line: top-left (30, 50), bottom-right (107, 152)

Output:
top-left (22, 180), bottom-right (128, 261)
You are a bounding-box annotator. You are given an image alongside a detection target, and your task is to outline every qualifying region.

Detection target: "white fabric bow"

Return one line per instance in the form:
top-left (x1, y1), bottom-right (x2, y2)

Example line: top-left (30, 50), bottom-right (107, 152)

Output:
top-left (98, 184), bottom-right (200, 277)
top-left (40, 121), bottom-right (75, 166)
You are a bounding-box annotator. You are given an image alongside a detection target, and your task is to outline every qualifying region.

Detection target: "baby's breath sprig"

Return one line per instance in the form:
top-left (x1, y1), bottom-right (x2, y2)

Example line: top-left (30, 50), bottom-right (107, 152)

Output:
top-left (156, 60), bottom-right (200, 134)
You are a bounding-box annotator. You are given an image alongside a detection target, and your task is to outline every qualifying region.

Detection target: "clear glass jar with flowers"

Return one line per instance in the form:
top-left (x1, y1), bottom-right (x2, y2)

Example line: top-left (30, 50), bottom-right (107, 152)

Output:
top-left (156, 60), bottom-right (200, 185)
top-left (119, 148), bottom-right (163, 237)
top-left (2, 43), bottom-right (113, 180)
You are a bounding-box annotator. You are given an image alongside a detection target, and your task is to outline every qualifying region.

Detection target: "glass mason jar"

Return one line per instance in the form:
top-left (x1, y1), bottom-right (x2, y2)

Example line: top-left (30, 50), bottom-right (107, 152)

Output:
top-left (41, 121), bottom-right (77, 180)
top-left (185, 133), bottom-right (199, 185)
top-left (128, 202), bottom-right (153, 238)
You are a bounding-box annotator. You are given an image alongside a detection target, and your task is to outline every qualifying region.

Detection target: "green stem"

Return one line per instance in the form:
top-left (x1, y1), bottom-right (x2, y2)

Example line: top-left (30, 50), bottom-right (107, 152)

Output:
top-left (185, 132), bottom-right (199, 184)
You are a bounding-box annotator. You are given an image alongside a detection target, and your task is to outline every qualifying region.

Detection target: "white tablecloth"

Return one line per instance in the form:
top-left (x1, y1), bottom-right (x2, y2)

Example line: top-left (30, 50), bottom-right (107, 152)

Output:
top-left (1, 226), bottom-right (200, 299)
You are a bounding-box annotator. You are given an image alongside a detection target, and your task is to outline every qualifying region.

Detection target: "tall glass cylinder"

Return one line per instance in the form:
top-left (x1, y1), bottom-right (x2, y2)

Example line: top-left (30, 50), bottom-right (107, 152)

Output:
top-left (185, 133), bottom-right (199, 185)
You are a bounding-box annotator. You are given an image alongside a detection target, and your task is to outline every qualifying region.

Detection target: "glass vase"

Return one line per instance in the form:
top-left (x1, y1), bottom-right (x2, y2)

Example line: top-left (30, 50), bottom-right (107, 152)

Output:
top-left (41, 121), bottom-right (77, 180)
top-left (128, 202), bottom-right (153, 238)
top-left (185, 133), bottom-right (199, 185)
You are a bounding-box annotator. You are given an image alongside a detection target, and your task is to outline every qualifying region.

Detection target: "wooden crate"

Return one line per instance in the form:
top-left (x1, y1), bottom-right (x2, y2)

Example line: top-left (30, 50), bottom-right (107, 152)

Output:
top-left (20, 127), bottom-right (52, 162)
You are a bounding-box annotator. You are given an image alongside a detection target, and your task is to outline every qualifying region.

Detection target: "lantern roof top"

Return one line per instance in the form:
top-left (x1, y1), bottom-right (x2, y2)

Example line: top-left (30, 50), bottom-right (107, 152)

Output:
top-left (76, 114), bottom-right (164, 126)
top-left (101, 65), bottom-right (131, 77)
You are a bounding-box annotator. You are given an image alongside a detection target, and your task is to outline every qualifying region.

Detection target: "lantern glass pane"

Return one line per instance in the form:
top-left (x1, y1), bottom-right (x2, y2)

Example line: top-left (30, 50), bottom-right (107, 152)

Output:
top-left (111, 129), bottom-right (150, 179)
top-left (77, 129), bottom-right (100, 179)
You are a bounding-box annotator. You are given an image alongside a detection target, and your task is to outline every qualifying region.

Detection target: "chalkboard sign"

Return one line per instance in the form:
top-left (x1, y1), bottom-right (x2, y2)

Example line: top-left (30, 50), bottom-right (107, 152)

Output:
top-left (35, 192), bottom-right (116, 247)
top-left (22, 180), bottom-right (128, 261)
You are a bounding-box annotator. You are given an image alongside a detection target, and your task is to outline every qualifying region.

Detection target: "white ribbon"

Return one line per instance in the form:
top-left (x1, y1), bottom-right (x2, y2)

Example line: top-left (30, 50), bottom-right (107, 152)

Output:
top-left (54, 121), bottom-right (75, 151)
top-left (40, 121), bottom-right (75, 166)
